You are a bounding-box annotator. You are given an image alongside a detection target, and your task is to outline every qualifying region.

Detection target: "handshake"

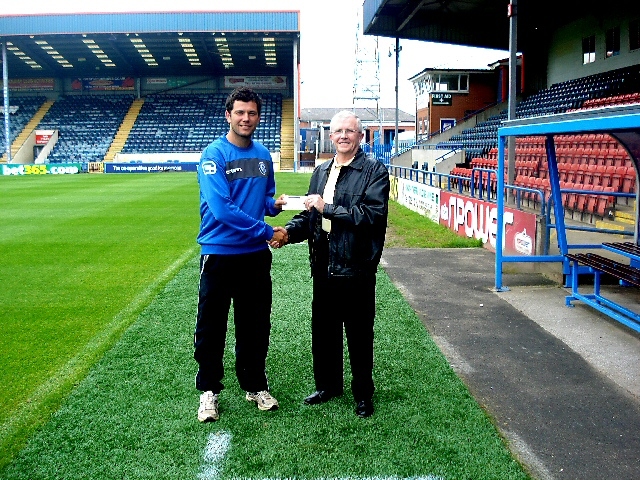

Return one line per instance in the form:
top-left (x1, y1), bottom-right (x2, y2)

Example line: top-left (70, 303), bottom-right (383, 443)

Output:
top-left (269, 226), bottom-right (289, 249)
top-left (268, 193), bottom-right (325, 249)
top-left (268, 193), bottom-right (292, 249)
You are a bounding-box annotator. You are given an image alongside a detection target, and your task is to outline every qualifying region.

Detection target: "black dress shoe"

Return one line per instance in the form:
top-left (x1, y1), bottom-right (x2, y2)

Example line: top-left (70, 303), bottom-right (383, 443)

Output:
top-left (355, 399), bottom-right (374, 418)
top-left (303, 390), bottom-right (340, 405)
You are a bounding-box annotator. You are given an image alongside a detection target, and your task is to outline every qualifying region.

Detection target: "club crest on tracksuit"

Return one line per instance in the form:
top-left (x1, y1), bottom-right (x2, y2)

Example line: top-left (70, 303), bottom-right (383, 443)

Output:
top-left (202, 161), bottom-right (217, 175)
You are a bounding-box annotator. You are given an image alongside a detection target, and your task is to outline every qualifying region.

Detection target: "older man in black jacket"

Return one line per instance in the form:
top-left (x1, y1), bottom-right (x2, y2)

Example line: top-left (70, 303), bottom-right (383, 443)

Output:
top-left (276, 110), bottom-right (389, 417)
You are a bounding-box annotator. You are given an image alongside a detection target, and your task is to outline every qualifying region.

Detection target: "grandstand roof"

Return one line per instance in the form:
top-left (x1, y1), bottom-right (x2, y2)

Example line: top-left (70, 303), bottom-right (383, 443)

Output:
top-left (362, 0), bottom-right (640, 52)
top-left (0, 11), bottom-right (300, 78)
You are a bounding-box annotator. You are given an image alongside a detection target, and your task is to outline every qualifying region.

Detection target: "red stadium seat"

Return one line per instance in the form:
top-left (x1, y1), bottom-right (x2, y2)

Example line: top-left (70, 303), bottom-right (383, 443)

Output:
top-left (557, 163), bottom-right (569, 182)
top-left (601, 165), bottom-right (615, 189)
top-left (574, 191), bottom-right (588, 221)
top-left (559, 181), bottom-right (571, 210)
top-left (584, 163), bottom-right (598, 186)
top-left (585, 188), bottom-right (599, 222)
top-left (567, 163), bottom-right (580, 183)
top-left (595, 187), bottom-right (615, 219)
top-left (610, 165), bottom-right (628, 192)
top-left (565, 182), bottom-right (578, 213)
top-left (583, 147), bottom-right (597, 165)
top-left (621, 166), bottom-right (637, 202)
top-left (574, 164), bottom-right (587, 185)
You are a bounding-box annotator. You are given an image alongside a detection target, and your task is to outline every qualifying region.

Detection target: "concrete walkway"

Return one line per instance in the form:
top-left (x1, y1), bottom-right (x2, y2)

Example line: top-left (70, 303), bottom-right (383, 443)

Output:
top-left (380, 247), bottom-right (640, 480)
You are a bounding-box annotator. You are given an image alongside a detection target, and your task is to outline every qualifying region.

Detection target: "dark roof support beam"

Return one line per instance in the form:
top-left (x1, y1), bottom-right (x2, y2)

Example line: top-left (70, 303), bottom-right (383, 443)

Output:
top-left (397, 0), bottom-right (428, 32)
top-left (196, 36), bottom-right (215, 67)
top-left (106, 37), bottom-right (136, 75)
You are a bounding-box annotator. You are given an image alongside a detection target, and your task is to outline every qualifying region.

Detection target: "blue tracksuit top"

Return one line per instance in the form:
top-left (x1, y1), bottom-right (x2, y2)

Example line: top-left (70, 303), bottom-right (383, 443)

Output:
top-left (197, 135), bottom-right (280, 255)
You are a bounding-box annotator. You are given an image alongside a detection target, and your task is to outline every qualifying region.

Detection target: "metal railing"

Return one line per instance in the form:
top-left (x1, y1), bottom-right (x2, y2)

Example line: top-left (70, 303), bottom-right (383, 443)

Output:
top-left (543, 189), bottom-right (635, 255)
top-left (387, 164), bottom-right (637, 236)
top-left (387, 165), bottom-right (547, 216)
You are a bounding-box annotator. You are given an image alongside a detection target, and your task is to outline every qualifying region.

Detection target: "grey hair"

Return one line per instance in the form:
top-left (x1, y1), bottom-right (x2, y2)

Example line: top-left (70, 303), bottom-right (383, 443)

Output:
top-left (329, 110), bottom-right (364, 133)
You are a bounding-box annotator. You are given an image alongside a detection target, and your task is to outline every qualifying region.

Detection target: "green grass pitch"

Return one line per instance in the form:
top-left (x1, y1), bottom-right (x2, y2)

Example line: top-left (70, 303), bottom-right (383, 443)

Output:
top-left (0, 172), bottom-right (530, 479)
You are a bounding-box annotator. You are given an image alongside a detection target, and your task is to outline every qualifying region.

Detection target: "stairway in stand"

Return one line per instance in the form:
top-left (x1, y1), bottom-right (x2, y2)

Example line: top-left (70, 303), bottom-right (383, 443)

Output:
top-left (0, 100), bottom-right (55, 163)
top-left (279, 98), bottom-right (295, 171)
top-left (103, 98), bottom-right (145, 162)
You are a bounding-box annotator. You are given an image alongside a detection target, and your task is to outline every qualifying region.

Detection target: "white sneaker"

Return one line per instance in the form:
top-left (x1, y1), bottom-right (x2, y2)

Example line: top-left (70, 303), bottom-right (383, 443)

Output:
top-left (198, 391), bottom-right (219, 422)
top-left (246, 390), bottom-right (279, 411)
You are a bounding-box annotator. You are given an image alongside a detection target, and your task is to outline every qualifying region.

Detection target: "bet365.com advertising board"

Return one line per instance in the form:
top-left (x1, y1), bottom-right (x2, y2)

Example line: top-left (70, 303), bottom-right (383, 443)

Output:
top-left (1, 164), bottom-right (82, 176)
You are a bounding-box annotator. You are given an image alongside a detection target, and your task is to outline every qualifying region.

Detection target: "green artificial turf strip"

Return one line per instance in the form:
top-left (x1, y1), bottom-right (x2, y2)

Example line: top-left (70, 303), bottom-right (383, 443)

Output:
top-left (2, 246), bottom-right (529, 479)
top-left (0, 173), bottom-right (201, 468)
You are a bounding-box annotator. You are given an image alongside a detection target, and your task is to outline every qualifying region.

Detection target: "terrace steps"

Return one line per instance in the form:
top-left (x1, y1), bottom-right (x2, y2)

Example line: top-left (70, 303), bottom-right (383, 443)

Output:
top-left (279, 98), bottom-right (295, 170)
top-left (103, 98), bottom-right (145, 162)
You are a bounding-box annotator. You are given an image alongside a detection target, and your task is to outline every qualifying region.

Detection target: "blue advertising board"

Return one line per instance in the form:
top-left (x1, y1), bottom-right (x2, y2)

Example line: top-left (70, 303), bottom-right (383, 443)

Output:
top-left (105, 163), bottom-right (198, 173)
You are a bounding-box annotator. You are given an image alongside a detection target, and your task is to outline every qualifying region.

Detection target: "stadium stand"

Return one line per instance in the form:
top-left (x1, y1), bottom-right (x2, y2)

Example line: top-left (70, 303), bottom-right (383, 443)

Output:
top-left (437, 64), bottom-right (640, 162)
top-left (120, 93), bottom-right (282, 155)
top-left (2, 92), bottom-right (283, 164)
top-left (443, 64), bottom-right (640, 223)
top-left (37, 95), bottom-right (134, 164)
top-left (0, 95), bottom-right (47, 156)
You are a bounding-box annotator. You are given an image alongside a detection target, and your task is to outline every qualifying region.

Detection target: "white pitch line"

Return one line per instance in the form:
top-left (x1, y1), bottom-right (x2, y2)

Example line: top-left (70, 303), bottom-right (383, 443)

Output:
top-left (199, 431), bottom-right (231, 480)
top-left (198, 430), bottom-right (444, 480)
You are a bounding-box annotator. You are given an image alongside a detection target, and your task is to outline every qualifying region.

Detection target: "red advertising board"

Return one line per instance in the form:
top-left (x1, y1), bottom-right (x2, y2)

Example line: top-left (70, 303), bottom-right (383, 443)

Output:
top-left (439, 191), bottom-right (537, 255)
top-left (6, 78), bottom-right (55, 91)
top-left (72, 77), bottom-right (135, 91)
top-left (35, 130), bottom-right (55, 145)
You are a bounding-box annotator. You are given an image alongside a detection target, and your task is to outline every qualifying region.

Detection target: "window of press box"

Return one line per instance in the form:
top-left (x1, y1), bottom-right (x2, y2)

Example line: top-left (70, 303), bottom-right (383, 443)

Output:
top-left (630, 20), bottom-right (640, 51)
top-left (605, 26), bottom-right (620, 58)
top-left (434, 74), bottom-right (469, 93)
top-left (582, 35), bottom-right (596, 64)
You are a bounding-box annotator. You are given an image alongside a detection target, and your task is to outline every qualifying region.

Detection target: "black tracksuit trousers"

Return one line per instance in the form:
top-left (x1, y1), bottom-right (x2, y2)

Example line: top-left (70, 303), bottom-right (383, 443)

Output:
top-left (194, 249), bottom-right (273, 394)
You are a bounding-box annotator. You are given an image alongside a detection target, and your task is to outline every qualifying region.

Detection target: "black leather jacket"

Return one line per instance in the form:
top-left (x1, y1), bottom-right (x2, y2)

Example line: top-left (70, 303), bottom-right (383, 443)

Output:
top-left (285, 149), bottom-right (390, 278)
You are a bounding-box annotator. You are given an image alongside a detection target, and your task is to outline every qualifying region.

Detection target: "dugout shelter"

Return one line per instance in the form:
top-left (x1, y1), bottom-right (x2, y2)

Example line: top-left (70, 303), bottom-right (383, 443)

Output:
top-left (0, 10), bottom-right (301, 169)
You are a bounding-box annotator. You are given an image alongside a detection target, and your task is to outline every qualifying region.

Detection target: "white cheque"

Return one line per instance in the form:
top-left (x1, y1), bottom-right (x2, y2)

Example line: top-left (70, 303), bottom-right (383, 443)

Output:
top-left (282, 195), bottom-right (308, 211)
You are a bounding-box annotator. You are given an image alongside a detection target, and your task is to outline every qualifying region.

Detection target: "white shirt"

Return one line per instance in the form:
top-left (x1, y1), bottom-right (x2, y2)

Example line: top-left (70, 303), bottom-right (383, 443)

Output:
top-left (322, 155), bottom-right (354, 233)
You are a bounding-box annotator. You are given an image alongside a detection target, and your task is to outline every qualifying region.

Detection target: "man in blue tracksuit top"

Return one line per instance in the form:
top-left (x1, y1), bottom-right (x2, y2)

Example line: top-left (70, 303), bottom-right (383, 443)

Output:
top-left (194, 87), bottom-right (286, 422)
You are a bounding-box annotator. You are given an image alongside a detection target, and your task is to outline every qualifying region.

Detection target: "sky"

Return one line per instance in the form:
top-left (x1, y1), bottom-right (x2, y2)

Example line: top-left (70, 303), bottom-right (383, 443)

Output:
top-left (0, 0), bottom-right (509, 114)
